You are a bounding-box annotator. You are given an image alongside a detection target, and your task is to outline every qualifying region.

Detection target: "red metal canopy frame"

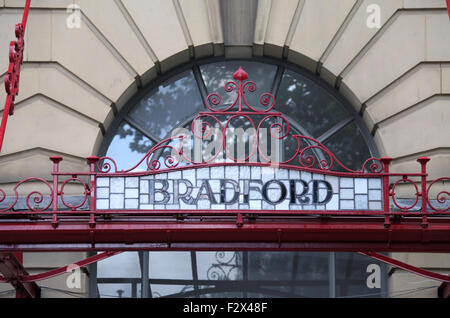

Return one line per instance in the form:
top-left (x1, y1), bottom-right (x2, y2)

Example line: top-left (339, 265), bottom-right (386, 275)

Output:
top-left (0, 1), bottom-right (449, 298)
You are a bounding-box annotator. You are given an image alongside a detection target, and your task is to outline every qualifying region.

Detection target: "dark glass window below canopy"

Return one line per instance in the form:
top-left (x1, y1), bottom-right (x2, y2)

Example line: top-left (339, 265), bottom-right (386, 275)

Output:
top-left (128, 70), bottom-right (203, 140)
top-left (95, 251), bottom-right (385, 298)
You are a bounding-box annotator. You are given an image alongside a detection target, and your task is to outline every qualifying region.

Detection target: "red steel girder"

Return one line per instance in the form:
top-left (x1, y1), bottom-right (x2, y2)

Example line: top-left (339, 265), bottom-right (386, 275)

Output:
top-left (0, 253), bottom-right (40, 298)
top-left (0, 217), bottom-right (450, 252)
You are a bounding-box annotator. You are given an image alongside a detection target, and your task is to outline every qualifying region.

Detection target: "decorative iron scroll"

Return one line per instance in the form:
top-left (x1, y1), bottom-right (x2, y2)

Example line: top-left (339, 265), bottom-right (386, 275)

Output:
top-left (96, 67), bottom-right (383, 175)
top-left (207, 252), bottom-right (241, 281)
top-left (0, 68), bottom-right (448, 230)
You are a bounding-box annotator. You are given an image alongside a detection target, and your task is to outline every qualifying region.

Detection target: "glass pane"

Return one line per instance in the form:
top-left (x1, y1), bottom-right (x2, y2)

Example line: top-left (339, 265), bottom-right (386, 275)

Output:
top-left (323, 122), bottom-right (372, 171)
top-left (148, 135), bottom-right (192, 170)
top-left (247, 290), bottom-right (289, 298)
top-left (201, 61), bottom-right (277, 110)
top-left (199, 290), bottom-right (245, 298)
top-left (148, 252), bottom-right (193, 280)
top-left (151, 284), bottom-right (193, 298)
top-left (183, 114), bottom-right (283, 163)
top-left (277, 70), bottom-right (349, 137)
top-left (282, 125), bottom-right (319, 166)
top-left (196, 252), bottom-right (242, 281)
top-left (335, 252), bottom-right (384, 298)
top-left (295, 252), bottom-right (329, 281)
top-left (98, 283), bottom-right (132, 298)
top-left (294, 285), bottom-right (328, 298)
top-left (248, 252), bottom-right (294, 281)
top-left (97, 252), bottom-right (141, 278)
top-left (105, 122), bottom-right (153, 171)
top-left (129, 70), bottom-right (203, 139)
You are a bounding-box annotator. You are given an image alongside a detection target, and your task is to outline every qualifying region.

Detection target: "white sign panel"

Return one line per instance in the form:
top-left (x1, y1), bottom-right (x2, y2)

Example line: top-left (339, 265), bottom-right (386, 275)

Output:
top-left (96, 166), bottom-right (383, 211)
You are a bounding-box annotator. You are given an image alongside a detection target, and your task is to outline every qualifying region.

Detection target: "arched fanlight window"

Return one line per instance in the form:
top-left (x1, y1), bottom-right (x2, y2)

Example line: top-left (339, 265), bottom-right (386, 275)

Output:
top-left (94, 58), bottom-right (385, 299)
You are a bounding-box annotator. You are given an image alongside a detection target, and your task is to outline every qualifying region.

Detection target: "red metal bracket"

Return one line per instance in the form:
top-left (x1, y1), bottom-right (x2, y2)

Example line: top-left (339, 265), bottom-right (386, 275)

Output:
top-left (0, 252), bottom-right (40, 298)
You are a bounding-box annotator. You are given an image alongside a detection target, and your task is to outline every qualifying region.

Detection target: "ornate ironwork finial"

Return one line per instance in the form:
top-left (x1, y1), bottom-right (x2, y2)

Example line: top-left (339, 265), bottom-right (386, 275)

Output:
top-left (205, 66), bottom-right (275, 113)
top-left (233, 66), bottom-right (248, 81)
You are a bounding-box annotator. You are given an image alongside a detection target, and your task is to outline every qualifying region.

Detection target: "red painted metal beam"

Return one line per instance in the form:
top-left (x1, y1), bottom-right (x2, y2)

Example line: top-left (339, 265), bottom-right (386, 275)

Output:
top-left (0, 217), bottom-right (449, 252)
top-left (0, 253), bottom-right (40, 298)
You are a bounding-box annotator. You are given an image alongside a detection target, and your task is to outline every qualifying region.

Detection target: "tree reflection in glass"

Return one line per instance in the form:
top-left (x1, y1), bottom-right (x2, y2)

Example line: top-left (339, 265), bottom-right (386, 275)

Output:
top-left (106, 123), bottom-right (153, 171)
top-left (324, 123), bottom-right (372, 171)
top-left (277, 70), bottom-right (349, 138)
top-left (129, 70), bottom-right (203, 140)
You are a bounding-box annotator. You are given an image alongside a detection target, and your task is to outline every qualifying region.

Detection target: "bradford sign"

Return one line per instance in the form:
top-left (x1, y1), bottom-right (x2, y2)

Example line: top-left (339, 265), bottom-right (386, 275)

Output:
top-left (96, 166), bottom-right (382, 212)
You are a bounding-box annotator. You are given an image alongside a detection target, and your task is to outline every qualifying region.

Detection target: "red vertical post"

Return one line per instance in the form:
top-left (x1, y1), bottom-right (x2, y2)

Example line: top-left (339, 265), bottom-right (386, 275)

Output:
top-left (233, 67), bottom-right (248, 112)
top-left (22, 0), bottom-right (31, 29)
top-left (50, 156), bottom-right (62, 228)
top-left (417, 157), bottom-right (430, 228)
top-left (13, 253), bottom-right (23, 263)
top-left (87, 156), bottom-right (99, 228)
top-left (380, 157), bottom-right (392, 228)
top-left (447, 0), bottom-right (450, 19)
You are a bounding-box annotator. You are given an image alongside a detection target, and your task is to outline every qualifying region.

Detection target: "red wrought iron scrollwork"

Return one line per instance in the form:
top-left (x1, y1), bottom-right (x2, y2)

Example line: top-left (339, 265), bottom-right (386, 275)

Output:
top-left (97, 135), bottom-right (185, 173)
top-left (0, 177), bottom-right (53, 212)
top-left (390, 176), bottom-right (420, 212)
top-left (0, 0), bottom-right (31, 152)
top-left (427, 177), bottom-right (450, 213)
